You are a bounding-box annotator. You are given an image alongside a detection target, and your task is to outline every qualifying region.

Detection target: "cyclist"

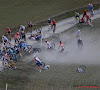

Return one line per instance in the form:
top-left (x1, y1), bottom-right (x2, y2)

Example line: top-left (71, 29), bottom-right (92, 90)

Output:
top-left (75, 12), bottom-right (80, 23)
top-left (77, 38), bottom-right (83, 46)
top-left (75, 30), bottom-right (81, 37)
top-left (47, 18), bottom-right (52, 31)
top-left (28, 21), bottom-right (33, 32)
top-left (34, 56), bottom-right (42, 72)
top-left (83, 9), bottom-right (87, 18)
top-left (19, 25), bottom-right (26, 39)
top-left (58, 41), bottom-right (64, 52)
top-left (52, 19), bottom-right (56, 33)
top-left (8, 60), bottom-right (16, 70)
top-left (2, 35), bottom-right (10, 44)
top-left (15, 32), bottom-right (20, 43)
top-left (6, 27), bottom-right (11, 41)
top-left (45, 40), bottom-right (52, 49)
top-left (88, 3), bottom-right (94, 15)
top-left (86, 14), bottom-right (92, 25)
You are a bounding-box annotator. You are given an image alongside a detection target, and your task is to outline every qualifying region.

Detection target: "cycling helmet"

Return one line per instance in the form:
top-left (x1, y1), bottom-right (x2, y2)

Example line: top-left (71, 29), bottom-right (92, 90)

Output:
top-left (17, 32), bottom-right (19, 35)
top-left (78, 30), bottom-right (80, 32)
top-left (45, 39), bottom-right (47, 42)
top-left (48, 18), bottom-right (50, 20)
top-left (6, 27), bottom-right (9, 29)
top-left (2, 35), bottom-right (4, 38)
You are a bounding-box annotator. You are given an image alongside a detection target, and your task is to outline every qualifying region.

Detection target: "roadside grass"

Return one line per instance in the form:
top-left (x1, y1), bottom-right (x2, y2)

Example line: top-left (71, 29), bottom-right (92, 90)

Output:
top-left (0, 0), bottom-right (99, 37)
top-left (0, 64), bottom-right (100, 90)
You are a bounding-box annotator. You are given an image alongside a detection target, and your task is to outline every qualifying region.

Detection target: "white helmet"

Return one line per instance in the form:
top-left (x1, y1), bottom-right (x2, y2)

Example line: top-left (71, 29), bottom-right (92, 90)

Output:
top-left (48, 18), bottom-right (50, 20)
top-left (2, 35), bottom-right (4, 38)
top-left (45, 39), bottom-right (47, 42)
top-left (88, 3), bottom-right (91, 5)
top-left (78, 30), bottom-right (80, 32)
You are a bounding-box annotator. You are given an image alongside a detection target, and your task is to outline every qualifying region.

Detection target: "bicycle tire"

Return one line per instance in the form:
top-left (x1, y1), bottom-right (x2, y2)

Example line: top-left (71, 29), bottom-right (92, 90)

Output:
top-left (32, 48), bottom-right (41, 53)
top-left (79, 65), bottom-right (86, 70)
top-left (51, 43), bottom-right (55, 49)
top-left (26, 45), bottom-right (32, 49)
top-left (28, 60), bottom-right (34, 65)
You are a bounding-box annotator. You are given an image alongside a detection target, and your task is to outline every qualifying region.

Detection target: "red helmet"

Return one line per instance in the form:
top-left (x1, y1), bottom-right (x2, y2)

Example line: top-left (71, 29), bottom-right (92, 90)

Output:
top-left (6, 27), bottom-right (9, 29)
top-left (17, 32), bottom-right (19, 35)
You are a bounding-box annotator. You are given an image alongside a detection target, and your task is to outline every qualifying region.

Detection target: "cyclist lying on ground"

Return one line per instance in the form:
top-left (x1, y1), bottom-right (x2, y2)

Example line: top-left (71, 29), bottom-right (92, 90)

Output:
top-left (28, 33), bottom-right (42, 41)
top-left (7, 60), bottom-right (16, 70)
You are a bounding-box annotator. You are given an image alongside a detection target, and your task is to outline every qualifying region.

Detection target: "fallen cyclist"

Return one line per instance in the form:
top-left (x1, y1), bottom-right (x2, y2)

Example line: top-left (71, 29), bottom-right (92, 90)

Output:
top-left (7, 60), bottom-right (16, 70)
top-left (28, 33), bottom-right (42, 41)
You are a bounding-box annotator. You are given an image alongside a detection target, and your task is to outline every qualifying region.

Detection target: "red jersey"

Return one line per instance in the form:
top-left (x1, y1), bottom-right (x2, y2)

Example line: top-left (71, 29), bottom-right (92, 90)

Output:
top-left (86, 14), bottom-right (90, 19)
top-left (60, 43), bottom-right (64, 48)
top-left (52, 21), bottom-right (56, 24)
top-left (6, 27), bottom-right (11, 32)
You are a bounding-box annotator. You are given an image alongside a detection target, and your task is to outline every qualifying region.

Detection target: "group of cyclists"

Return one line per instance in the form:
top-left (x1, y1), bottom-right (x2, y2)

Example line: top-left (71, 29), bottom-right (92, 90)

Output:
top-left (0, 3), bottom-right (95, 72)
top-left (75, 3), bottom-right (94, 25)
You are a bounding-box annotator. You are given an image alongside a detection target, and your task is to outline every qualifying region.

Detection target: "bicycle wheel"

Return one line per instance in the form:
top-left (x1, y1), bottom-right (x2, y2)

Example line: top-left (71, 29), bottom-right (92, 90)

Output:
top-left (28, 60), bottom-right (34, 65)
top-left (79, 65), bottom-right (86, 70)
top-left (32, 48), bottom-right (41, 53)
top-left (51, 43), bottom-right (55, 49)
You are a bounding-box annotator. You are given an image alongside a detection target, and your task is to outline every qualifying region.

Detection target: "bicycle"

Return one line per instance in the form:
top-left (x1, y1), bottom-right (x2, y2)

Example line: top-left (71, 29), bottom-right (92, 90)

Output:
top-left (76, 65), bottom-right (86, 73)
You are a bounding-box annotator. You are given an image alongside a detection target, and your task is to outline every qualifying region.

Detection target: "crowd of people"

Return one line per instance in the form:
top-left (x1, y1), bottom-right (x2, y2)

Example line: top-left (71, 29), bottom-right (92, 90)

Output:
top-left (75, 3), bottom-right (94, 25)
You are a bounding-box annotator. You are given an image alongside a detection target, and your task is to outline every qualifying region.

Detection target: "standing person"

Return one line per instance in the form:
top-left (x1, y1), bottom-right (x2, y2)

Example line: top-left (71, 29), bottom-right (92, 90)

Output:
top-left (83, 9), bottom-right (87, 18)
top-left (19, 25), bottom-right (26, 39)
top-left (58, 41), bottom-right (64, 52)
top-left (6, 27), bottom-right (11, 41)
top-left (77, 38), bottom-right (83, 47)
top-left (75, 12), bottom-right (80, 23)
top-left (14, 32), bottom-right (20, 43)
top-left (75, 30), bottom-right (81, 38)
top-left (28, 21), bottom-right (33, 32)
top-left (52, 19), bottom-right (56, 33)
top-left (47, 18), bottom-right (52, 31)
top-left (34, 56), bottom-right (42, 72)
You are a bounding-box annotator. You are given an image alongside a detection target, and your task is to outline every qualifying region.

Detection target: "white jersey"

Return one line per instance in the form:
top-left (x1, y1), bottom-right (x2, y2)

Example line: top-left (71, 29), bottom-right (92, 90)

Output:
top-left (60, 43), bottom-right (64, 49)
top-left (75, 31), bottom-right (81, 36)
top-left (35, 57), bottom-right (41, 63)
top-left (2, 36), bottom-right (8, 43)
top-left (20, 25), bottom-right (25, 30)
top-left (46, 41), bottom-right (51, 48)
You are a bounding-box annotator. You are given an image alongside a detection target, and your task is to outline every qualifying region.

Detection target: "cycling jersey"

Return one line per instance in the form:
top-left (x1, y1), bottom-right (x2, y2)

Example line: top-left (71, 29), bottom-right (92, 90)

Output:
top-left (76, 30), bottom-right (81, 36)
top-left (52, 21), bottom-right (56, 25)
top-left (2, 36), bottom-right (8, 43)
top-left (46, 41), bottom-right (52, 48)
top-left (86, 14), bottom-right (90, 19)
top-left (60, 43), bottom-right (64, 49)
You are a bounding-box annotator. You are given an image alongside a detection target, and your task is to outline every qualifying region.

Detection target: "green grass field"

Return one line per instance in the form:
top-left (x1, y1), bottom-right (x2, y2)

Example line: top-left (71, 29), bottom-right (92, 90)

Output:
top-left (0, 0), bottom-right (99, 36)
